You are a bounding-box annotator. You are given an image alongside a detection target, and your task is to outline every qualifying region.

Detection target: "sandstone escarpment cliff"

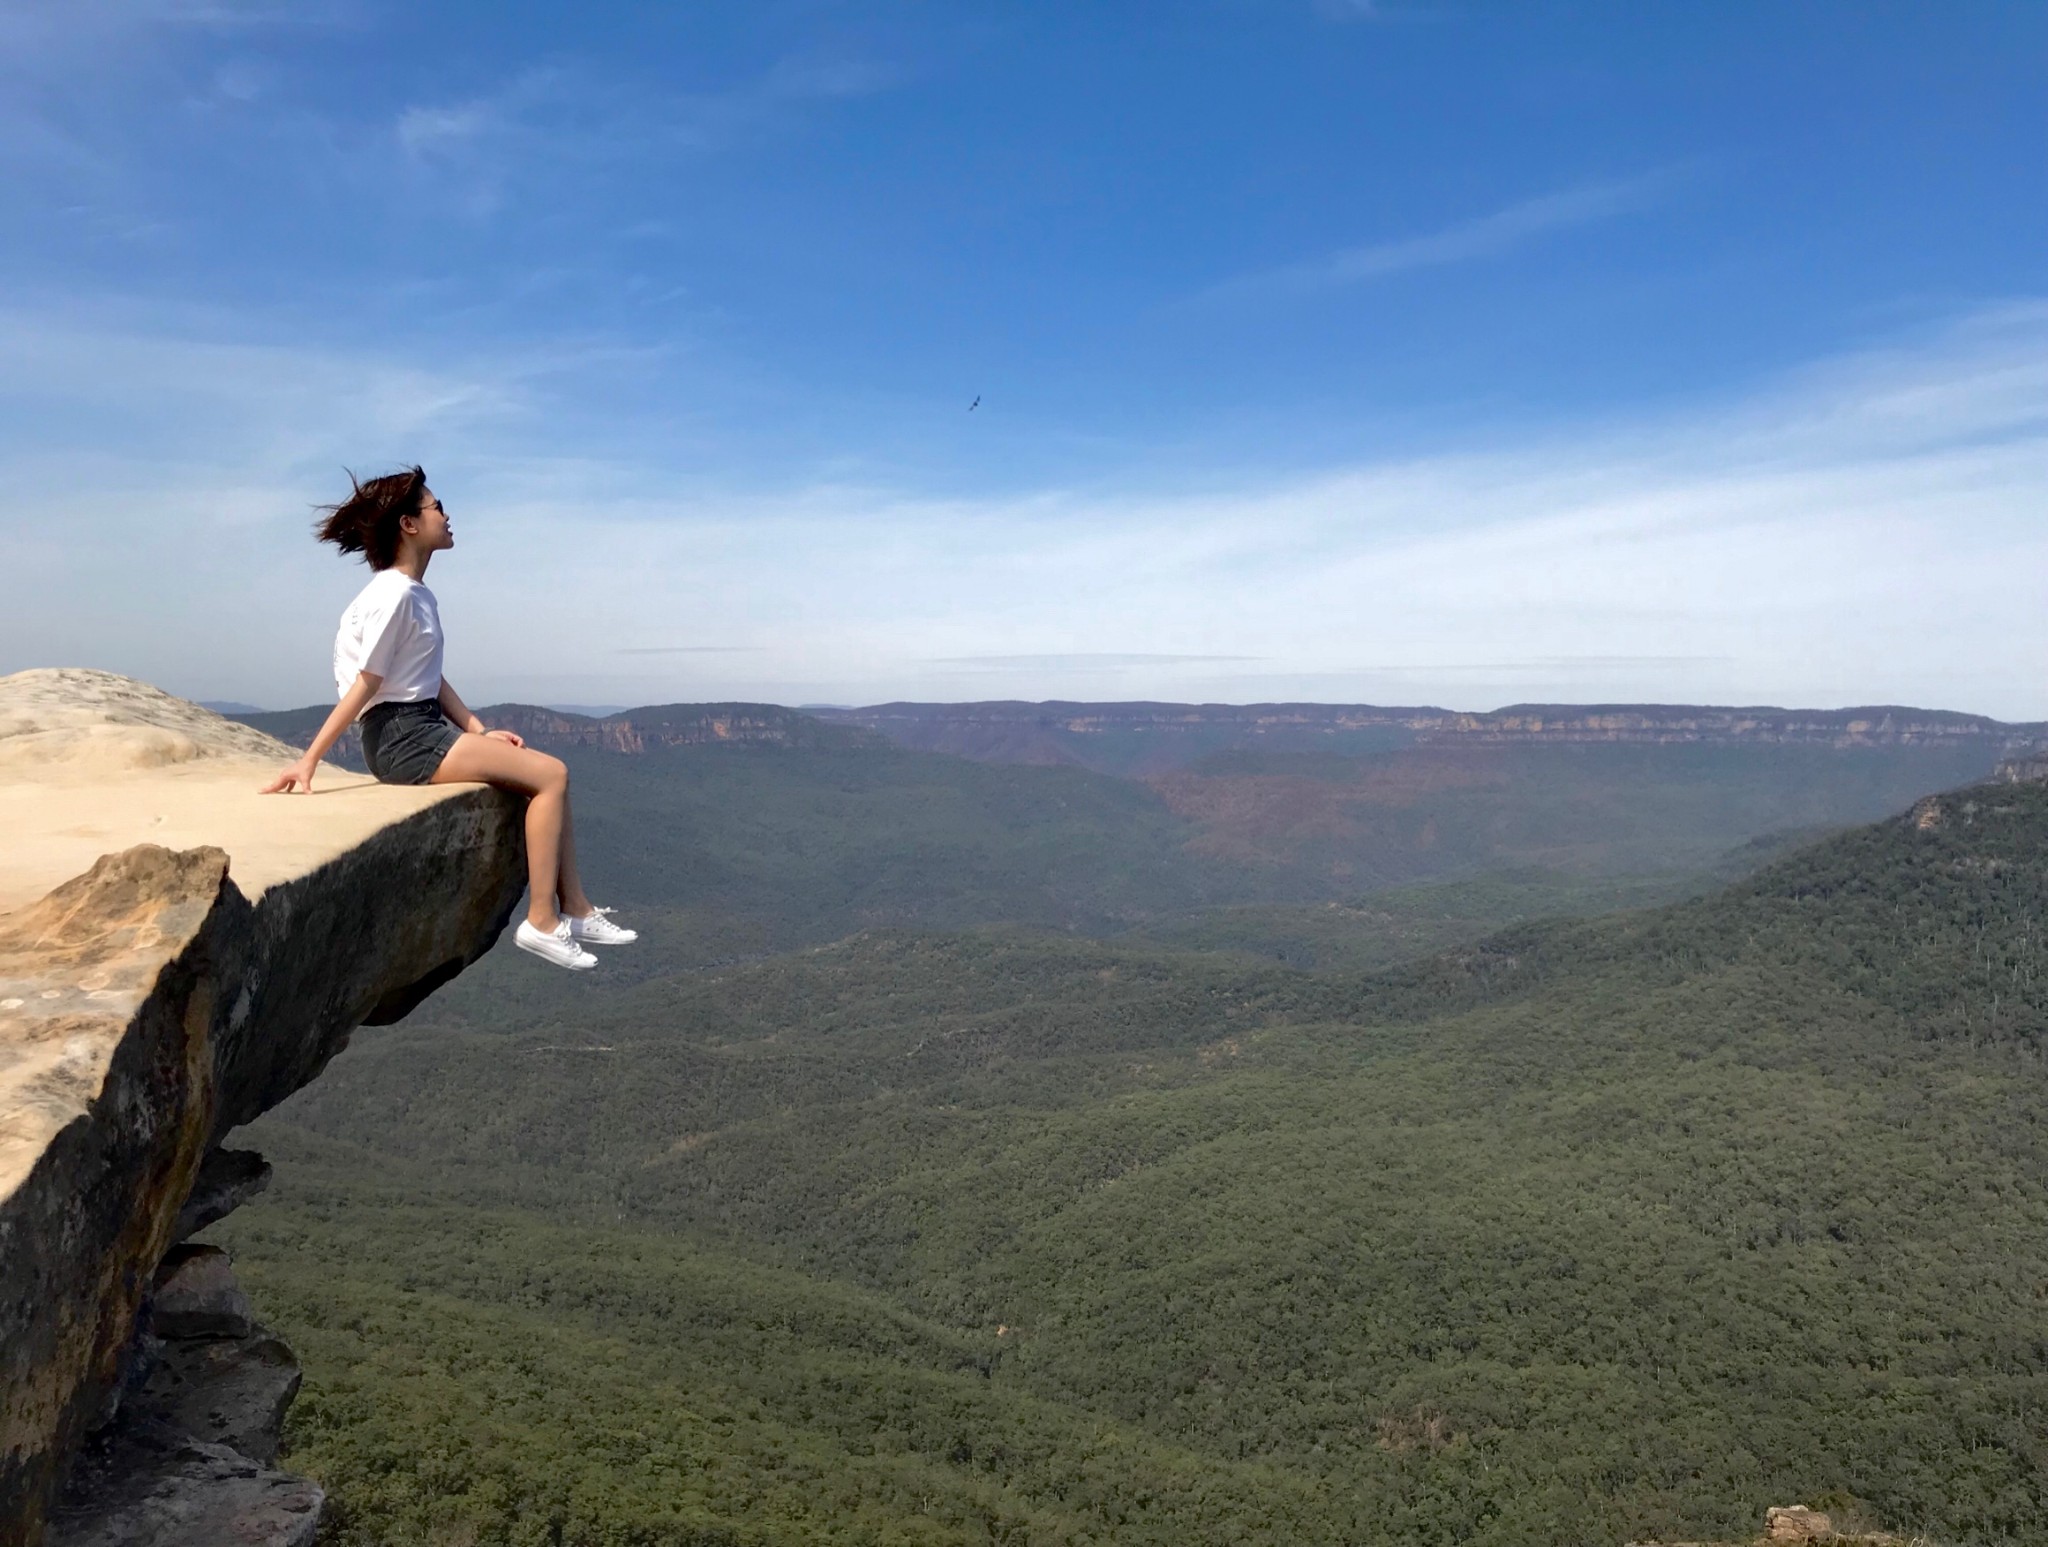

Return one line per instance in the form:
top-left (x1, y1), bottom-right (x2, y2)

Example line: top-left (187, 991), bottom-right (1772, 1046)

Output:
top-left (0, 670), bottom-right (527, 1546)
top-left (818, 699), bottom-right (2048, 774)
top-left (235, 698), bottom-right (885, 771)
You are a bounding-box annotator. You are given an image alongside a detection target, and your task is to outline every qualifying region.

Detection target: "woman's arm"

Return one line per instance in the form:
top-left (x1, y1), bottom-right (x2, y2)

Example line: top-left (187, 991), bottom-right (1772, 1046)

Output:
top-left (439, 679), bottom-right (524, 746)
top-left (438, 678), bottom-right (485, 735)
top-left (260, 671), bottom-right (382, 793)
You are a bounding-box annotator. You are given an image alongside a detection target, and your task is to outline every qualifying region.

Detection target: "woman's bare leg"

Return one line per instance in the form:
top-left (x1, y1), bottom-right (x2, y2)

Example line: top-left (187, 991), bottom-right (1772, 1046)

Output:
top-left (431, 735), bottom-right (575, 932)
top-left (555, 794), bottom-right (593, 917)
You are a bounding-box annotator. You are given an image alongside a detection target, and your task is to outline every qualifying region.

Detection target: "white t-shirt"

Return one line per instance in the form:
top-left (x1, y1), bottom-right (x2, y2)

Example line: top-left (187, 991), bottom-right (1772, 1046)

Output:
top-left (333, 568), bottom-right (445, 714)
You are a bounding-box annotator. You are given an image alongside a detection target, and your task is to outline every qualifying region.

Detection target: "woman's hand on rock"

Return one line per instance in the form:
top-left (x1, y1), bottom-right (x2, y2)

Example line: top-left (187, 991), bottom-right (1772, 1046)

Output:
top-left (259, 758), bottom-right (317, 795)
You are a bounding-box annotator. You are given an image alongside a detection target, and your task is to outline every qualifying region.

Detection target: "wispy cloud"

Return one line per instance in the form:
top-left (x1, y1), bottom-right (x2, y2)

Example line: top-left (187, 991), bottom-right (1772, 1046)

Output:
top-left (1307, 0), bottom-right (1446, 22)
top-left (119, 0), bottom-right (338, 26)
top-left (1198, 171), bottom-right (1681, 303)
top-left (1345, 656), bottom-right (1733, 676)
top-left (0, 0), bottom-right (347, 59)
top-left (931, 653), bottom-right (1265, 670)
top-left (0, 0), bottom-right (352, 245)
top-left (0, 301), bottom-right (2042, 716)
top-left (0, 305), bottom-right (538, 444)
top-left (393, 54), bottom-right (898, 215)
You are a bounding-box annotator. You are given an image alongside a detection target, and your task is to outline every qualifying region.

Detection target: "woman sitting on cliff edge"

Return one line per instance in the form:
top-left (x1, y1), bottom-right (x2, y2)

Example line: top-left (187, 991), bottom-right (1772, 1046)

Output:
top-left (260, 466), bottom-right (633, 972)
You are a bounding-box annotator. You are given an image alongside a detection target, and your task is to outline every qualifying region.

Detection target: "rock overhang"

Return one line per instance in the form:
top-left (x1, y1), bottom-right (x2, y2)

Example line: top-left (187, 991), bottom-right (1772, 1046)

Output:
top-left (0, 670), bottom-right (528, 1545)
top-left (0, 668), bottom-right (479, 915)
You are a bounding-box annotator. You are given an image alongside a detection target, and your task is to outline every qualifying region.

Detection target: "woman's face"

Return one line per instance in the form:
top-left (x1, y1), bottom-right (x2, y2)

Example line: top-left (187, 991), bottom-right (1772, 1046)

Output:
top-left (407, 488), bottom-right (454, 551)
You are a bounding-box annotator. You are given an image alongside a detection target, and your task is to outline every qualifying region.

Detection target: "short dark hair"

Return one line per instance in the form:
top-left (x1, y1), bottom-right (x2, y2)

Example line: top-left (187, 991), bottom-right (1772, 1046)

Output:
top-left (314, 466), bottom-right (427, 570)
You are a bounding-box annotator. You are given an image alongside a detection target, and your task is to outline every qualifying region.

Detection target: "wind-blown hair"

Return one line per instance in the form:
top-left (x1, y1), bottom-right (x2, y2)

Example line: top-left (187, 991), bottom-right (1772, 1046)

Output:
top-left (314, 466), bottom-right (427, 570)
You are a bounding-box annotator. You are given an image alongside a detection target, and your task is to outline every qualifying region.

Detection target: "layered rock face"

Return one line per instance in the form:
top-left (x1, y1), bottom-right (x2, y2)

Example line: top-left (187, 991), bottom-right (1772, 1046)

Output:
top-left (0, 670), bottom-right (527, 1546)
top-left (818, 699), bottom-right (2048, 773)
top-left (235, 698), bottom-right (885, 771)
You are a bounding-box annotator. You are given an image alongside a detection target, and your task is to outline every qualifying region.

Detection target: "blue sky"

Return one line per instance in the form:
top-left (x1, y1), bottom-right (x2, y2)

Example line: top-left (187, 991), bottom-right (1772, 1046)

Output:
top-left (1, 1), bottom-right (2043, 714)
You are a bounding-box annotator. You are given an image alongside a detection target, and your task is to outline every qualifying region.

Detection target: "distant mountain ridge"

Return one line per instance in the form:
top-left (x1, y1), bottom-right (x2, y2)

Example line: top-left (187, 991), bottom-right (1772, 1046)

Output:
top-left (474, 702), bottom-right (883, 755)
top-left (231, 701), bottom-right (882, 771)
top-left (812, 699), bottom-right (2048, 773)
top-left (233, 697), bottom-right (2048, 782)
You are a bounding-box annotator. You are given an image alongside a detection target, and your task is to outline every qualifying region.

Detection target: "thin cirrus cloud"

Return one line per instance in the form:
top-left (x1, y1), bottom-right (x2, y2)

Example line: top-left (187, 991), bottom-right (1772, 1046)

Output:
top-left (1361, 656), bottom-right (1734, 676)
top-left (1196, 170), bottom-right (1682, 304)
top-left (393, 54), bottom-right (899, 211)
top-left (614, 646), bottom-right (765, 655)
top-left (0, 0), bottom-right (351, 72)
top-left (930, 654), bottom-right (1266, 671)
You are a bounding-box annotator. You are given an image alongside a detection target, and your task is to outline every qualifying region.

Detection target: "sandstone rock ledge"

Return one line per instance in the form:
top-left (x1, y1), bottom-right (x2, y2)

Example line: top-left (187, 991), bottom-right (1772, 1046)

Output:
top-left (0, 671), bottom-right (528, 1547)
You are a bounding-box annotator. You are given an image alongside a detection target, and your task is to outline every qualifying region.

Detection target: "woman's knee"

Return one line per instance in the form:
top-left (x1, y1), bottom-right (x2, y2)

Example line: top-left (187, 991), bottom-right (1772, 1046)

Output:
top-left (537, 752), bottom-right (569, 791)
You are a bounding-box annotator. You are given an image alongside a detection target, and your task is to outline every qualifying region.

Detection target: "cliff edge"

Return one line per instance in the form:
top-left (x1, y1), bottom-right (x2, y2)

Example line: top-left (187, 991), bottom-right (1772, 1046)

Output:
top-left (0, 670), bottom-right (527, 1546)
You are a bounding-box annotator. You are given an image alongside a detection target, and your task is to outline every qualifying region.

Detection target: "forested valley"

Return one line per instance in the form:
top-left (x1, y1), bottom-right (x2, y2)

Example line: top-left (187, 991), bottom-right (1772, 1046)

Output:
top-left (209, 722), bottom-right (2048, 1545)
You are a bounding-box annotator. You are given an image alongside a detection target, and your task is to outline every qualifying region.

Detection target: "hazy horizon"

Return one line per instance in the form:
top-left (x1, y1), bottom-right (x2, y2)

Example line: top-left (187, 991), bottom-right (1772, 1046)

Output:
top-left (197, 688), bottom-right (2048, 727)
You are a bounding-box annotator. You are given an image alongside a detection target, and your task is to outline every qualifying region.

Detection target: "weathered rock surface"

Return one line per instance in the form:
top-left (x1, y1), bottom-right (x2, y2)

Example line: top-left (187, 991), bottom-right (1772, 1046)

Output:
top-left (170, 1149), bottom-right (271, 1246)
top-left (149, 1247), bottom-right (253, 1342)
top-left (0, 670), bottom-right (485, 915)
top-left (0, 669), bottom-right (527, 1546)
top-left (45, 1423), bottom-right (321, 1547)
top-left (132, 1294), bottom-right (302, 1467)
top-left (45, 1242), bottom-right (306, 1544)
top-left (0, 671), bottom-right (288, 776)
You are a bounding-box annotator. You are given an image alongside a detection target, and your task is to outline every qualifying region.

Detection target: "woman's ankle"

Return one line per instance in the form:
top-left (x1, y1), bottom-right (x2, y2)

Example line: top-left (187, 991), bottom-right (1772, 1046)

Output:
top-left (527, 908), bottom-right (563, 933)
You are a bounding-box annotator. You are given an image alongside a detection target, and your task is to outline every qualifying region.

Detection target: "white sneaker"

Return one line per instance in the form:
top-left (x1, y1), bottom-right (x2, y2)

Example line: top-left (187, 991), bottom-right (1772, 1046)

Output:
top-left (515, 919), bottom-right (598, 971)
top-left (566, 906), bottom-right (638, 945)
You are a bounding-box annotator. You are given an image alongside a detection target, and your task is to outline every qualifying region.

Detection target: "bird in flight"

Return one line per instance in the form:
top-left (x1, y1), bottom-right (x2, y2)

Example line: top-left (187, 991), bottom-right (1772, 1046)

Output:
top-left (969, 395), bottom-right (980, 411)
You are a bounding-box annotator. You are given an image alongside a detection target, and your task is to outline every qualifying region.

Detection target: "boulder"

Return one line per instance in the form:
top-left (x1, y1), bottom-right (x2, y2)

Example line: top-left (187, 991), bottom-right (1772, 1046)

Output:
top-left (149, 1247), bottom-right (253, 1342)
top-left (1764, 1506), bottom-right (1834, 1542)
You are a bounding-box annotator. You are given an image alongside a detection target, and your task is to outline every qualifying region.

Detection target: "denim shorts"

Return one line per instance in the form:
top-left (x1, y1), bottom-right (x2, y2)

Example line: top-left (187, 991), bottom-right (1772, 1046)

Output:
top-left (361, 700), bottom-right (462, 785)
